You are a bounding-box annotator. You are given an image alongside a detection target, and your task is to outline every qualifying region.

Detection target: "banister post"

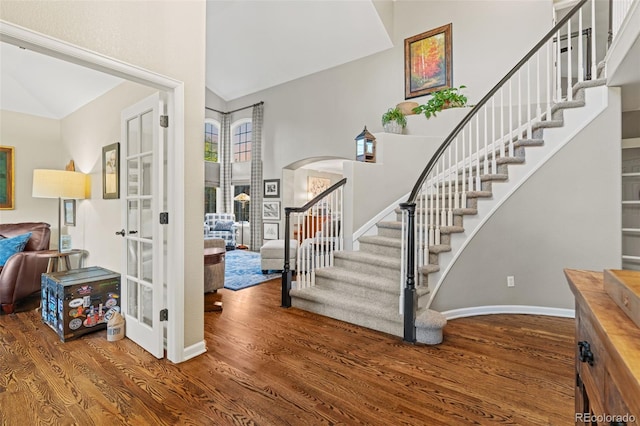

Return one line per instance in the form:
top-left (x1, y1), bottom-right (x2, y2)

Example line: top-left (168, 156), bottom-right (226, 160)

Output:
top-left (400, 202), bottom-right (417, 343)
top-left (282, 208), bottom-right (293, 307)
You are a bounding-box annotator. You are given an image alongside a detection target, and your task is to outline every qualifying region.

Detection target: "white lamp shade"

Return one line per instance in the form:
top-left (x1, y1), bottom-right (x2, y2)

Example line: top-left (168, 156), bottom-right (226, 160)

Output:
top-left (234, 192), bottom-right (250, 202)
top-left (32, 169), bottom-right (88, 199)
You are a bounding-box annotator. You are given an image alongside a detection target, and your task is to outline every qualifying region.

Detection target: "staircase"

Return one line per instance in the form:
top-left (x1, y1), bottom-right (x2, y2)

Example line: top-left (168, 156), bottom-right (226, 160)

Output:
top-left (290, 79), bottom-right (606, 343)
top-left (286, 0), bottom-right (633, 344)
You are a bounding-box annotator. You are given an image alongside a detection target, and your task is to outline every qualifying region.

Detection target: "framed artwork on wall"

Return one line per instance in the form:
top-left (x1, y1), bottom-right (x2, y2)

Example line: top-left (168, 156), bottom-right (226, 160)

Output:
top-left (102, 142), bottom-right (120, 199)
top-left (0, 145), bottom-right (15, 210)
top-left (308, 176), bottom-right (330, 199)
top-left (262, 201), bottom-right (281, 220)
top-left (263, 223), bottom-right (279, 240)
top-left (63, 199), bottom-right (76, 226)
top-left (404, 23), bottom-right (452, 99)
top-left (264, 179), bottom-right (280, 198)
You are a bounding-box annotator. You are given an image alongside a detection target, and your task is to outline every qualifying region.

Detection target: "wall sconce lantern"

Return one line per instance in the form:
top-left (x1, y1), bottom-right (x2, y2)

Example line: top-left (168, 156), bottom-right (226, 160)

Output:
top-left (355, 126), bottom-right (376, 163)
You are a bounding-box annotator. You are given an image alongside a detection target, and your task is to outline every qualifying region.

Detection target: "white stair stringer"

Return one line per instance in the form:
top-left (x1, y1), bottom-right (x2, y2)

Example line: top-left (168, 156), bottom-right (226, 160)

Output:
top-left (424, 83), bottom-right (610, 308)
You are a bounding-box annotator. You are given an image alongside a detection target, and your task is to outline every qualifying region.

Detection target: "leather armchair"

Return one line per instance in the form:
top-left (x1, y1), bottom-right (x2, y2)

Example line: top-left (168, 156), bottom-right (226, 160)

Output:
top-left (0, 222), bottom-right (51, 314)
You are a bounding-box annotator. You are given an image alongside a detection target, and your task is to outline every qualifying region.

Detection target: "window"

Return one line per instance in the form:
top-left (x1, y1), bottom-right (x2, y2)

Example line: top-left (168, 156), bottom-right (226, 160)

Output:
top-left (204, 120), bottom-right (219, 215)
top-left (233, 121), bottom-right (252, 162)
top-left (205, 121), bottom-right (219, 162)
top-left (234, 185), bottom-right (250, 222)
top-left (204, 187), bottom-right (217, 216)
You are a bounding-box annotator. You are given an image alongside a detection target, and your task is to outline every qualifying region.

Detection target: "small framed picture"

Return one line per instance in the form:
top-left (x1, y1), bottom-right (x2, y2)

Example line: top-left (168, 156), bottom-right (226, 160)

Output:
top-left (262, 201), bottom-right (281, 220)
top-left (63, 199), bottom-right (76, 226)
top-left (264, 179), bottom-right (280, 198)
top-left (102, 142), bottom-right (120, 199)
top-left (263, 223), bottom-right (279, 240)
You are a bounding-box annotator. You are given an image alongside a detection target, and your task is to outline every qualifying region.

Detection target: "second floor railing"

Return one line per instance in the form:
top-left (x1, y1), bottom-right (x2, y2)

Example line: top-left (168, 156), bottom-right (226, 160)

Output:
top-left (281, 178), bottom-right (346, 307)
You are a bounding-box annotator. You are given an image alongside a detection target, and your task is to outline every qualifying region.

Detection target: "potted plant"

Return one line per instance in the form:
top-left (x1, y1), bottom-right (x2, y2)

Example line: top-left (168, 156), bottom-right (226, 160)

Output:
top-left (412, 85), bottom-right (468, 119)
top-left (381, 107), bottom-right (407, 134)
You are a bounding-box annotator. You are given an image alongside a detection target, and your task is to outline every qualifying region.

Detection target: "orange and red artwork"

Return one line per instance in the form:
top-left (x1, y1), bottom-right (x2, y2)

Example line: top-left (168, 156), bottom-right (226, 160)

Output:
top-left (404, 24), bottom-right (452, 99)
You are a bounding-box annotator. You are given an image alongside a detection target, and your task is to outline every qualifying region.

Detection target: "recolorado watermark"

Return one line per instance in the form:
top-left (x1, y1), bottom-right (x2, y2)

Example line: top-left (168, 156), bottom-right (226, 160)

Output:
top-left (575, 413), bottom-right (636, 423)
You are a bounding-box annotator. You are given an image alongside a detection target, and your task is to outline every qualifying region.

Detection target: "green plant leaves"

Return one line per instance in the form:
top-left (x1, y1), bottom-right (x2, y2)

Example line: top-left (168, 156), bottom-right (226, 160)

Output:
top-left (412, 85), bottom-right (468, 119)
top-left (381, 107), bottom-right (407, 127)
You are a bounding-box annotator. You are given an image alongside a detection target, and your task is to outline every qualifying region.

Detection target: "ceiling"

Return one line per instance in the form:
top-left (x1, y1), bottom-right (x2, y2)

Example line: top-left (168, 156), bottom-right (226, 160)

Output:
top-left (0, 1), bottom-right (392, 119)
top-left (0, 1), bottom-right (638, 118)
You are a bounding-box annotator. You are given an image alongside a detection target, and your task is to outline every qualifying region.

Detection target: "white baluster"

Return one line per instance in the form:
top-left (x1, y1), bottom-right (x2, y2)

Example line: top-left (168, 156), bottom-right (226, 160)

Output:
top-left (567, 17), bottom-right (573, 101)
top-left (578, 8), bottom-right (584, 83)
top-left (591, 0), bottom-right (597, 79)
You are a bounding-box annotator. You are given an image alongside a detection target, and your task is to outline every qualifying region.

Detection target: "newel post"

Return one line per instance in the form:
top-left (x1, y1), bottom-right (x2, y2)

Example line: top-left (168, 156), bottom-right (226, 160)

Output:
top-left (281, 208), bottom-right (293, 307)
top-left (400, 202), bottom-right (417, 343)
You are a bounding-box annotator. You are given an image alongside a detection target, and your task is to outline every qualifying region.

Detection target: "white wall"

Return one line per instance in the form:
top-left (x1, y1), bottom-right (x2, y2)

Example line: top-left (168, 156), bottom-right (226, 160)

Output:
top-left (0, 110), bottom-right (64, 227)
top-left (61, 81), bottom-right (155, 272)
top-left (222, 0), bottom-right (552, 223)
top-left (432, 88), bottom-right (622, 312)
top-left (1, 0), bottom-right (206, 350)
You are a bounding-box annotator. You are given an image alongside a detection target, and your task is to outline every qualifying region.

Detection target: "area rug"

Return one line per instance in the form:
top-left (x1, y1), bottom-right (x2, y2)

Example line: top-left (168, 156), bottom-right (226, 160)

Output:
top-left (224, 249), bottom-right (280, 291)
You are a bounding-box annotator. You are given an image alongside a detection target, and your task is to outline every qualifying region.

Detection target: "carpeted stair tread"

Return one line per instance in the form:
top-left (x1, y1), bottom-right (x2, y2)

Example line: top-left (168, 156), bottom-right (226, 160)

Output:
top-left (420, 263), bottom-right (440, 274)
top-left (495, 156), bottom-right (525, 165)
top-left (333, 250), bottom-right (401, 269)
top-left (358, 234), bottom-right (402, 248)
top-left (315, 267), bottom-right (397, 290)
top-left (513, 138), bottom-right (544, 148)
top-left (428, 244), bottom-right (451, 254)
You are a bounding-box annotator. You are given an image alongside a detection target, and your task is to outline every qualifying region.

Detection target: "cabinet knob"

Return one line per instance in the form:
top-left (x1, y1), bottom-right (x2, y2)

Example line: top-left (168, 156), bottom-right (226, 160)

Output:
top-left (578, 341), bottom-right (595, 366)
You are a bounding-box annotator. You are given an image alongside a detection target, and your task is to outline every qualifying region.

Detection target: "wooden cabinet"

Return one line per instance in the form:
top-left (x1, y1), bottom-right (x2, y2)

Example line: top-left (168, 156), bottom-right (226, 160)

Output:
top-left (565, 269), bottom-right (640, 425)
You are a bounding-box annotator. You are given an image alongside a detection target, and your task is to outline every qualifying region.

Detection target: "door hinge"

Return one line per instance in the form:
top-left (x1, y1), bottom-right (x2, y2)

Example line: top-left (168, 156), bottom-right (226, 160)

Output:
top-left (160, 309), bottom-right (168, 321)
top-left (160, 212), bottom-right (169, 224)
top-left (160, 115), bottom-right (169, 128)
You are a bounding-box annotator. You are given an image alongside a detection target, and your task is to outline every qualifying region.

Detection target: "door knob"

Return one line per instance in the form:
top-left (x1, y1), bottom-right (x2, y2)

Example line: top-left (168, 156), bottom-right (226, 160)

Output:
top-left (115, 229), bottom-right (126, 237)
top-left (128, 230), bottom-right (138, 234)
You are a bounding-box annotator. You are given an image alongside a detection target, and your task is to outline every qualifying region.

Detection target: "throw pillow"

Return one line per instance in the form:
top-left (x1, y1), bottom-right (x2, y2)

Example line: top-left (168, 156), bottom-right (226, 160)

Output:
top-left (213, 220), bottom-right (234, 232)
top-left (0, 232), bottom-right (32, 267)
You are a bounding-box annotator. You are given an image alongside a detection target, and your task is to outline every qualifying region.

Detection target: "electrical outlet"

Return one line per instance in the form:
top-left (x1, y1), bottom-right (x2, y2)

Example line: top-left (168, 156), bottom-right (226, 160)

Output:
top-left (507, 276), bottom-right (515, 287)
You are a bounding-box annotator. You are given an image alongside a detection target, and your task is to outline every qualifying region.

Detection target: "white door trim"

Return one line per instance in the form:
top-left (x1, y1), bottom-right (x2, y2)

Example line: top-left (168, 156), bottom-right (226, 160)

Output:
top-left (0, 20), bottom-right (187, 363)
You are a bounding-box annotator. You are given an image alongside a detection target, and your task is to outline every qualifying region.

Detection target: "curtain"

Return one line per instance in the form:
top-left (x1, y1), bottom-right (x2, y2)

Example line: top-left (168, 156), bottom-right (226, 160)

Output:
top-left (219, 112), bottom-right (232, 213)
top-left (250, 103), bottom-right (264, 251)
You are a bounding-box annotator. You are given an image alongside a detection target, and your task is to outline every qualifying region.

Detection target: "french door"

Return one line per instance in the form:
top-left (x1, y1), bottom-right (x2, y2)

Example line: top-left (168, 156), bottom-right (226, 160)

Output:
top-left (119, 93), bottom-right (166, 358)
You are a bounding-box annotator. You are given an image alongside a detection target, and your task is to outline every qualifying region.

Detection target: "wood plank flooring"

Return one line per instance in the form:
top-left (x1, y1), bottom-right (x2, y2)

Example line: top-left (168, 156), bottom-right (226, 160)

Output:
top-left (0, 279), bottom-right (576, 425)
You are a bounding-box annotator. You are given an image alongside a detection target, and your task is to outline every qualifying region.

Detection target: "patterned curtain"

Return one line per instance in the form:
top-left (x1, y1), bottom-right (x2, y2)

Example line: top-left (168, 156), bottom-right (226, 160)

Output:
top-left (250, 103), bottom-right (264, 251)
top-left (219, 112), bottom-right (232, 213)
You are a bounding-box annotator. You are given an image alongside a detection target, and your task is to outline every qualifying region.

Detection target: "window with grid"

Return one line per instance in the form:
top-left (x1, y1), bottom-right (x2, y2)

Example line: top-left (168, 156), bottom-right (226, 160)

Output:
top-left (233, 121), bottom-right (252, 162)
top-left (205, 122), bottom-right (219, 162)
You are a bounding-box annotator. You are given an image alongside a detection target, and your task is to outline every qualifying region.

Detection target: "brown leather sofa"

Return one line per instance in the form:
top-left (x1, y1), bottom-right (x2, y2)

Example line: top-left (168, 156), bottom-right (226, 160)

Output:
top-left (0, 222), bottom-right (51, 314)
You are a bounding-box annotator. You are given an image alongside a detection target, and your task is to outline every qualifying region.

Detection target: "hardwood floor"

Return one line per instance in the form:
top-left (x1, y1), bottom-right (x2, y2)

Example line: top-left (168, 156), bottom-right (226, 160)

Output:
top-left (1, 279), bottom-right (575, 425)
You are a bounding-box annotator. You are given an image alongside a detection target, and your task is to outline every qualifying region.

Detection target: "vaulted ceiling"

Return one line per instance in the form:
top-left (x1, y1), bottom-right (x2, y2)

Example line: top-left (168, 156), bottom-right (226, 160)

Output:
top-left (0, 1), bottom-right (392, 119)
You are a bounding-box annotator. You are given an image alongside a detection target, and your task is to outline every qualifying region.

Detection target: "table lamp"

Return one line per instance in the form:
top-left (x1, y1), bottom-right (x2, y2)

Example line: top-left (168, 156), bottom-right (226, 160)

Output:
top-left (32, 169), bottom-right (88, 252)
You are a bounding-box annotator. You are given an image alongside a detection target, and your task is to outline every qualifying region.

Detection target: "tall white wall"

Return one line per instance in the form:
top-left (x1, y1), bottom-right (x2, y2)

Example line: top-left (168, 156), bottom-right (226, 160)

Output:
top-left (432, 88), bottom-right (622, 313)
top-left (1, 0), bottom-right (206, 350)
top-left (222, 0), bottom-right (553, 219)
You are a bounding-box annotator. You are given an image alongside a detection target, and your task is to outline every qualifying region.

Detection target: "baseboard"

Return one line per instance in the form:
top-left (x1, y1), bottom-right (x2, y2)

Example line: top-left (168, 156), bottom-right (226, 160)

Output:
top-left (182, 340), bottom-right (207, 362)
top-left (441, 305), bottom-right (575, 320)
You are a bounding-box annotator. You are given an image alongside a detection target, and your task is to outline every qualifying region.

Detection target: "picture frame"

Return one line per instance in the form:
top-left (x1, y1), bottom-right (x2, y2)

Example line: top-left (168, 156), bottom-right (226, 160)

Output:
top-left (102, 142), bottom-right (120, 199)
top-left (63, 199), bottom-right (76, 226)
top-left (308, 176), bottom-right (331, 200)
top-left (264, 179), bottom-right (280, 198)
top-left (404, 23), bottom-right (452, 99)
top-left (262, 201), bottom-right (281, 220)
top-left (263, 222), bottom-right (279, 240)
top-left (0, 146), bottom-right (15, 210)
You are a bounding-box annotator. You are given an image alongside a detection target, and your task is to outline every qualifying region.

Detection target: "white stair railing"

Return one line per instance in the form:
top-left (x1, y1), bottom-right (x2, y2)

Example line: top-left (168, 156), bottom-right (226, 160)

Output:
top-left (281, 179), bottom-right (346, 307)
top-left (399, 0), bottom-right (625, 342)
